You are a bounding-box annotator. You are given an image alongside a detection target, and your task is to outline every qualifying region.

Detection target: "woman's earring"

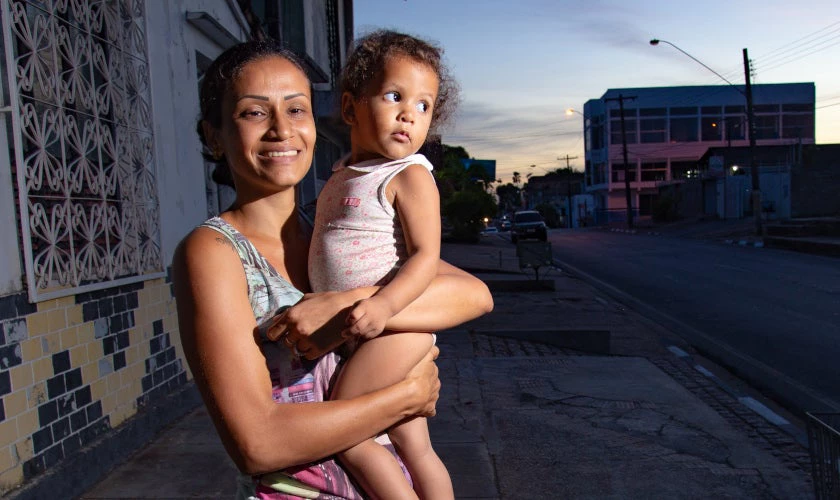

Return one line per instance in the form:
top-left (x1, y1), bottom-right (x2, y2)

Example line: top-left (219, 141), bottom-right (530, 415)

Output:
top-left (212, 148), bottom-right (223, 161)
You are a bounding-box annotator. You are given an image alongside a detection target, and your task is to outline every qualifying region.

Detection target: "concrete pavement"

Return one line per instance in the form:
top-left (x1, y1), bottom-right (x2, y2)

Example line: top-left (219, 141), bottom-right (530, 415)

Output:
top-left (73, 238), bottom-right (815, 499)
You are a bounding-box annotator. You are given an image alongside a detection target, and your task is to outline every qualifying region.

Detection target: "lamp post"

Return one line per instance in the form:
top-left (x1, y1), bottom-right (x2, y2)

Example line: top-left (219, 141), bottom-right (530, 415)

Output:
top-left (650, 38), bottom-right (762, 236)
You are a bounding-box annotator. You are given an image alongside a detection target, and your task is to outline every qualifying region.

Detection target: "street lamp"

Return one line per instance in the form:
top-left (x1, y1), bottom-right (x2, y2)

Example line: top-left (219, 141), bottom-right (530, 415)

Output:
top-left (649, 38), bottom-right (762, 236)
top-left (649, 39), bottom-right (740, 91)
top-left (566, 108), bottom-right (585, 118)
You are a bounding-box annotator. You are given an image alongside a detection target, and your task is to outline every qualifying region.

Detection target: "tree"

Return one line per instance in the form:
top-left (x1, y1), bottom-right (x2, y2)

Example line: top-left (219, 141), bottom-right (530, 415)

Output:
top-left (435, 145), bottom-right (471, 200)
top-left (535, 203), bottom-right (561, 228)
top-left (442, 189), bottom-right (497, 243)
top-left (495, 183), bottom-right (521, 214)
top-left (512, 171), bottom-right (521, 186)
top-left (433, 144), bottom-right (499, 242)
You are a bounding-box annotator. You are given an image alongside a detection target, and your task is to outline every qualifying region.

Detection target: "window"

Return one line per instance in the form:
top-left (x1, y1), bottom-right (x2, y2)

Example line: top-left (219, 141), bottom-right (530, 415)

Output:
top-left (670, 117), bottom-right (698, 142)
top-left (610, 118), bottom-right (637, 145)
top-left (639, 107), bottom-right (666, 117)
top-left (701, 117), bottom-right (722, 141)
top-left (754, 115), bottom-right (779, 140)
top-left (609, 108), bottom-right (636, 118)
top-left (725, 116), bottom-right (745, 141)
top-left (589, 115), bottom-right (605, 150)
top-left (611, 163), bottom-right (636, 183)
top-left (754, 104), bottom-right (779, 113)
top-left (5, 0), bottom-right (163, 300)
top-left (782, 113), bottom-right (814, 139)
top-left (782, 103), bottom-right (812, 112)
top-left (593, 163), bottom-right (607, 185)
top-left (640, 118), bottom-right (666, 143)
top-left (641, 161), bottom-right (667, 182)
top-left (671, 106), bottom-right (697, 116)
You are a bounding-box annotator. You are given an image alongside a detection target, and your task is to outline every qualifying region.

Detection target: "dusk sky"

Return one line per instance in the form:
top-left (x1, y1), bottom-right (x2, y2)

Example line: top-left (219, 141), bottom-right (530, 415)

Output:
top-left (354, 1), bottom-right (840, 183)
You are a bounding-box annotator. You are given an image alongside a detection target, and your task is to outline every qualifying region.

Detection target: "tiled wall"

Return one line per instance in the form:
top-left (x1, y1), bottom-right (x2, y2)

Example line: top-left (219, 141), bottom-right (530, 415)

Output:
top-left (0, 274), bottom-right (187, 493)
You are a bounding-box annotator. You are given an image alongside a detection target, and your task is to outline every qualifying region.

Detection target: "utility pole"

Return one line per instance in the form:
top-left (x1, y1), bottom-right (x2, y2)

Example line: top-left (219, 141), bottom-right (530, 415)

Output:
top-left (604, 94), bottom-right (636, 229)
top-left (559, 154), bottom-right (578, 228)
top-left (743, 48), bottom-right (762, 236)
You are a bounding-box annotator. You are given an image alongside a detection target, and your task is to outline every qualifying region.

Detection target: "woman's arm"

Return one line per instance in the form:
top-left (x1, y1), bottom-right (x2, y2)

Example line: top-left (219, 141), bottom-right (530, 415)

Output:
top-left (173, 228), bottom-right (441, 475)
top-left (277, 259), bottom-right (493, 358)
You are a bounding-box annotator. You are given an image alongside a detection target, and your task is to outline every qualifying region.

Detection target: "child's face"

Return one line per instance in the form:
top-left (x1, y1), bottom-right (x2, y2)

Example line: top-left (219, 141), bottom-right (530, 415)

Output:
top-left (345, 55), bottom-right (439, 163)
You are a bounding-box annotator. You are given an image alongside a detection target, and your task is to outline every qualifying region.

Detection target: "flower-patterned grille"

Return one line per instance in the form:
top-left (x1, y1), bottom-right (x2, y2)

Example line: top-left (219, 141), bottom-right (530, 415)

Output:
top-left (2, 0), bottom-right (163, 301)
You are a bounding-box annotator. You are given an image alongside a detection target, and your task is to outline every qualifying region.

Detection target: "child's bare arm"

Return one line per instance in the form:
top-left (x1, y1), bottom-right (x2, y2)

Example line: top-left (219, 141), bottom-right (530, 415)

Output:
top-left (345, 163), bottom-right (441, 338)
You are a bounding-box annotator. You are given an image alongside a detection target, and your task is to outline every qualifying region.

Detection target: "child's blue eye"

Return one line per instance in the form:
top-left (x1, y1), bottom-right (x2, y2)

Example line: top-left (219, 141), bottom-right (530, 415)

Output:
top-left (384, 91), bottom-right (400, 102)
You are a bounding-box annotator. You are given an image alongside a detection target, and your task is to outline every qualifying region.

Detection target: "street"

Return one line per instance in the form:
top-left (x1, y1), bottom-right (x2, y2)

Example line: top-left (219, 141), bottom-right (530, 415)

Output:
top-left (493, 228), bottom-right (840, 415)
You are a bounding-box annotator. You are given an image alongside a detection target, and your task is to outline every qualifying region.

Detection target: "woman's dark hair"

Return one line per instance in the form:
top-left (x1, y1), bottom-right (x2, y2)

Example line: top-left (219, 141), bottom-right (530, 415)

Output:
top-left (196, 40), bottom-right (309, 187)
top-left (340, 29), bottom-right (459, 131)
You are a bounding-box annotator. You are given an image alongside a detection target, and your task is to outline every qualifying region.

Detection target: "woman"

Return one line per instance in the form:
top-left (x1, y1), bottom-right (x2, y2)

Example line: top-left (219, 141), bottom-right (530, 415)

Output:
top-left (173, 40), bottom-right (492, 499)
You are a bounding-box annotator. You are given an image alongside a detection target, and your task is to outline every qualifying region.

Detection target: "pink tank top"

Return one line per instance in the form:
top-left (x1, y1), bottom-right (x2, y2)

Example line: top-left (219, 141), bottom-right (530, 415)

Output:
top-left (308, 154), bottom-right (434, 292)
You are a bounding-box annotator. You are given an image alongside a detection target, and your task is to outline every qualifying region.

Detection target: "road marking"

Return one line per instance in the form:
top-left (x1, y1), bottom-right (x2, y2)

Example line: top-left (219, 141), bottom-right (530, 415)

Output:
top-left (694, 365), bottom-right (715, 378)
top-left (665, 346), bottom-right (795, 433)
top-left (667, 345), bottom-right (689, 358)
top-left (738, 396), bottom-right (790, 426)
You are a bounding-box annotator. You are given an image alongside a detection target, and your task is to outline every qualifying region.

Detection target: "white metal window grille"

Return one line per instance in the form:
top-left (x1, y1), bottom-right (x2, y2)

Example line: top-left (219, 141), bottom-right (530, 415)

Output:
top-left (2, 0), bottom-right (163, 301)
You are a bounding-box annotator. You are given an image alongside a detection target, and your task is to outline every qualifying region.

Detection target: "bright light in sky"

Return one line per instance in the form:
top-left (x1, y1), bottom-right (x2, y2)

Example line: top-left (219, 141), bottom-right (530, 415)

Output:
top-left (354, 0), bottom-right (840, 183)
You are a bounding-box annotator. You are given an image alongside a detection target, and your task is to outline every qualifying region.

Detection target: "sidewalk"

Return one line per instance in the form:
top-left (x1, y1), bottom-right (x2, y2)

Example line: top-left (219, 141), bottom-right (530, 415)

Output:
top-left (76, 240), bottom-right (814, 499)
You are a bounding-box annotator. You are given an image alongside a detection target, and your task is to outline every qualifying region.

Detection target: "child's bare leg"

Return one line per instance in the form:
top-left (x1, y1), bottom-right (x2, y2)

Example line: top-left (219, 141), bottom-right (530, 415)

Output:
top-left (332, 332), bottom-right (435, 499)
top-left (389, 415), bottom-right (454, 499)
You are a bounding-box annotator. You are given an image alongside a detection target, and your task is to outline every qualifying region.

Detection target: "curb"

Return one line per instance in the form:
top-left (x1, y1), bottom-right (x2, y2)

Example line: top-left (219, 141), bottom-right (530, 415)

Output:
top-left (664, 345), bottom-right (806, 446)
top-left (723, 238), bottom-right (766, 248)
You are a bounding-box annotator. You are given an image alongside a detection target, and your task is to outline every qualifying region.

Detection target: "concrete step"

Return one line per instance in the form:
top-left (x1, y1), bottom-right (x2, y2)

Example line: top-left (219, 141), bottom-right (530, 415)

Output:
top-left (764, 236), bottom-right (840, 257)
top-left (765, 218), bottom-right (840, 238)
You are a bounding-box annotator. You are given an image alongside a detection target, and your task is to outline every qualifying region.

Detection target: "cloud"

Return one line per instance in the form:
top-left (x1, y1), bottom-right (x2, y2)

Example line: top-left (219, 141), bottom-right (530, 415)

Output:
top-left (442, 100), bottom-right (585, 179)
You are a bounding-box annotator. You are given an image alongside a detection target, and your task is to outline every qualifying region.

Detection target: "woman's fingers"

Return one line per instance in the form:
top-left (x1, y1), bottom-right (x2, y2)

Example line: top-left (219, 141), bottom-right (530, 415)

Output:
top-left (265, 315), bottom-right (287, 342)
top-left (405, 344), bottom-right (441, 416)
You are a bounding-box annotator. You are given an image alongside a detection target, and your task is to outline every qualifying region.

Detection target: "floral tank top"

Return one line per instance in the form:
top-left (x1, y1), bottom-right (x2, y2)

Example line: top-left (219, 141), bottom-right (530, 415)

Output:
top-left (199, 217), bottom-right (364, 500)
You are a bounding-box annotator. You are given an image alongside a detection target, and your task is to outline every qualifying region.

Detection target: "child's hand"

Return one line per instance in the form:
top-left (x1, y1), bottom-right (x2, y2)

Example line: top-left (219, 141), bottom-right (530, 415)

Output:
top-left (344, 296), bottom-right (394, 340)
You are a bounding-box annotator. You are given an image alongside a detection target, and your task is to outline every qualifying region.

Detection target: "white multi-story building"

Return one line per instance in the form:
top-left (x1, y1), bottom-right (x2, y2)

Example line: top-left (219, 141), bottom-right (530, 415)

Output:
top-left (581, 83), bottom-right (815, 222)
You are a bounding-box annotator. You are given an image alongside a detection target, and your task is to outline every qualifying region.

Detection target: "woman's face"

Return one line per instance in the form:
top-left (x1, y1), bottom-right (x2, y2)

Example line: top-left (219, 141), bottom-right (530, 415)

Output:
top-left (208, 56), bottom-right (316, 194)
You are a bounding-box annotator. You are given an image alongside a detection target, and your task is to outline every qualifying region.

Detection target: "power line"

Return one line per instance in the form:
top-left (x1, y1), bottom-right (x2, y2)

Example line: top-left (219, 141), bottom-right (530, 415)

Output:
top-left (757, 33), bottom-right (840, 74)
top-left (753, 21), bottom-right (840, 65)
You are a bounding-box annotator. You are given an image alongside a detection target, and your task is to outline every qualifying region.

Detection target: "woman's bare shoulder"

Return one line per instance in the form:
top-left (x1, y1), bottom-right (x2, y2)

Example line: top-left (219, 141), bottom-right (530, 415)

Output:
top-left (173, 225), bottom-right (243, 279)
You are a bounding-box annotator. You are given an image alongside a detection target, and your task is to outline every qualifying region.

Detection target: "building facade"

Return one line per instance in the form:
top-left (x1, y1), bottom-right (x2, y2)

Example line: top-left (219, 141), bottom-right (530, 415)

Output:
top-left (581, 83), bottom-right (815, 223)
top-left (0, 0), bottom-right (351, 495)
top-left (523, 170), bottom-right (585, 227)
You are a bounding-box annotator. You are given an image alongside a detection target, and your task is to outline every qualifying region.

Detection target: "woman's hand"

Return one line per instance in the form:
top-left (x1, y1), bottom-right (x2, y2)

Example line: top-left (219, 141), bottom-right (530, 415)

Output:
top-left (404, 345), bottom-right (441, 417)
top-left (266, 291), bottom-right (358, 359)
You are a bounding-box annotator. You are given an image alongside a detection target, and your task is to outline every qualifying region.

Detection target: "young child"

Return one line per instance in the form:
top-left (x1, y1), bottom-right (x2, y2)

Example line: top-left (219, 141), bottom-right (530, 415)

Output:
top-left (308, 30), bottom-right (458, 499)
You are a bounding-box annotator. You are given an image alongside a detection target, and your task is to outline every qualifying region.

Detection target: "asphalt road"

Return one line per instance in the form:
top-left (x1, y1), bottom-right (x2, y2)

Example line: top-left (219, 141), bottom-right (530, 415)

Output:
top-left (501, 228), bottom-right (840, 414)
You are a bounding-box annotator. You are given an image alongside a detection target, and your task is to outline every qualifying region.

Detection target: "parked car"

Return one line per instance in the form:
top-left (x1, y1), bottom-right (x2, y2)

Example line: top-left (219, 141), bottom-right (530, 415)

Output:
top-left (481, 226), bottom-right (500, 237)
top-left (499, 218), bottom-right (511, 231)
top-left (511, 210), bottom-right (547, 243)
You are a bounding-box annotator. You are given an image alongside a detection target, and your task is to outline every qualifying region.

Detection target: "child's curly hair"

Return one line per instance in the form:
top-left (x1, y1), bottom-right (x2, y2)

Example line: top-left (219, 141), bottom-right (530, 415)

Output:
top-left (340, 29), bottom-right (459, 131)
